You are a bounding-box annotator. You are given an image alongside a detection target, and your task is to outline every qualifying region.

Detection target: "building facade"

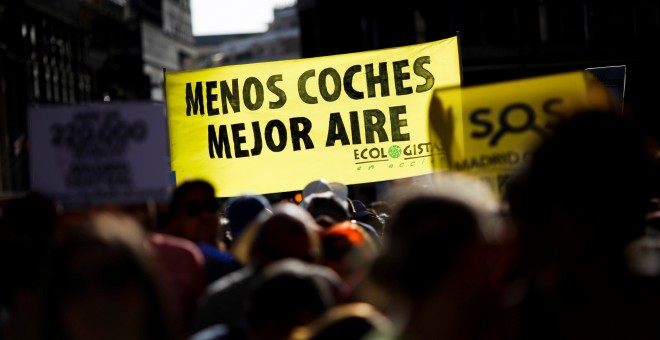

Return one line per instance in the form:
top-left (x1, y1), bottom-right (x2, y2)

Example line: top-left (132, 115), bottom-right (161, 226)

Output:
top-left (195, 5), bottom-right (301, 68)
top-left (297, 0), bottom-right (660, 201)
top-left (0, 0), bottom-right (194, 192)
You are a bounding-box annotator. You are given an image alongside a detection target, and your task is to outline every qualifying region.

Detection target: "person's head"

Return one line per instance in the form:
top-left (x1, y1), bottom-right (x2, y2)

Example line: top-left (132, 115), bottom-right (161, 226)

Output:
top-left (233, 203), bottom-right (322, 270)
top-left (167, 180), bottom-right (220, 244)
top-left (371, 195), bottom-right (480, 299)
top-left (300, 191), bottom-right (350, 226)
top-left (371, 173), bottom-right (503, 302)
top-left (302, 179), bottom-right (332, 199)
top-left (245, 258), bottom-right (341, 340)
top-left (328, 182), bottom-right (349, 202)
top-left (224, 194), bottom-right (272, 241)
top-left (44, 211), bottom-right (178, 340)
top-left (511, 110), bottom-right (654, 267)
top-left (351, 200), bottom-right (370, 220)
top-left (321, 221), bottom-right (378, 281)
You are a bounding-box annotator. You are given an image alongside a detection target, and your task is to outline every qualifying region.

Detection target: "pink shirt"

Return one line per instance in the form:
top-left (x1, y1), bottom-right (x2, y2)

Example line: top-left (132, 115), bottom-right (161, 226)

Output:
top-left (146, 232), bottom-right (207, 330)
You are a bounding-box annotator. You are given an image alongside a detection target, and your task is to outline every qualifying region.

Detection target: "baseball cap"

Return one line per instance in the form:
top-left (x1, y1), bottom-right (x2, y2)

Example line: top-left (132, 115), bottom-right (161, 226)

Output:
top-left (329, 182), bottom-right (349, 201)
top-left (224, 194), bottom-right (272, 239)
top-left (302, 179), bottom-right (332, 199)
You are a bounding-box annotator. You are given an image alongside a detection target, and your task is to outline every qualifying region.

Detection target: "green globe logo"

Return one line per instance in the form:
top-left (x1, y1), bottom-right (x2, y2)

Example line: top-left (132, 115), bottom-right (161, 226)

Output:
top-left (388, 145), bottom-right (402, 158)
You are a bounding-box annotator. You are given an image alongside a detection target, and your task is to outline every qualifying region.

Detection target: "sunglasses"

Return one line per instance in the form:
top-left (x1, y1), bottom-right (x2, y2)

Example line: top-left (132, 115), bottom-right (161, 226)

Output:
top-left (183, 199), bottom-right (220, 216)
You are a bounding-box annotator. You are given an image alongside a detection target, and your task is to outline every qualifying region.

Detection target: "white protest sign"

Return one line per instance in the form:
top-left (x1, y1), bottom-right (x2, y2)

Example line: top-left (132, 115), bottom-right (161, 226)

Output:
top-left (28, 102), bottom-right (170, 205)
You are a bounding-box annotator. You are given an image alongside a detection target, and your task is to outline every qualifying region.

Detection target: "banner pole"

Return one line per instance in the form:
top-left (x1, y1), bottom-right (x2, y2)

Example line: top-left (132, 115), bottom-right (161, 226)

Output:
top-left (456, 31), bottom-right (463, 85)
top-left (162, 68), bottom-right (174, 182)
top-left (162, 68), bottom-right (167, 104)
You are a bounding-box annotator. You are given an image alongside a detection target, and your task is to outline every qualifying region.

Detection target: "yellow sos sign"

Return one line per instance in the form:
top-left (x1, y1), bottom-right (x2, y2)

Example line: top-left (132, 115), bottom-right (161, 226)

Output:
top-left (429, 71), bottom-right (616, 196)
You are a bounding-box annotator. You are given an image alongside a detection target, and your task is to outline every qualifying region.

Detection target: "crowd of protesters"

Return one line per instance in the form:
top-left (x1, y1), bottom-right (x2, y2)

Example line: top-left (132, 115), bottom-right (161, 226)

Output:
top-left (3, 108), bottom-right (660, 340)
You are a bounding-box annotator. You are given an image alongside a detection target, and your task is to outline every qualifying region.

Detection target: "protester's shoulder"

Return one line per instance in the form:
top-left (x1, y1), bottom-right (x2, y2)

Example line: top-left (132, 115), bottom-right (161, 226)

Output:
top-left (189, 324), bottom-right (232, 340)
top-left (354, 220), bottom-right (381, 245)
top-left (199, 243), bottom-right (236, 262)
top-left (203, 267), bottom-right (255, 297)
top-left (147, 232), bottom-right (204, 263)
top-left (196, 267), bottom-right (256, 330)
top-left (361, 328), bottom-right (403, 340)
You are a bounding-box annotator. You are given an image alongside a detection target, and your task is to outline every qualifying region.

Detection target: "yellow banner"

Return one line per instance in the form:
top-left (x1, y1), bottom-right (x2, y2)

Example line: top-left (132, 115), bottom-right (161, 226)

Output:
top-left (166, 37), bottom-right (461, 196)
top-left (429, 71), bottom-right (614, 196)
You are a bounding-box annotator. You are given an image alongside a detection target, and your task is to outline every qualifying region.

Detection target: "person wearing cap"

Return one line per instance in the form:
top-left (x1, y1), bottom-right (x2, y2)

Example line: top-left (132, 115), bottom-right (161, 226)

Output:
top-left (302, 179), bottom-right (333, 199)
top-left (224, 194), bottom-right (272, 247)
top-left (328, 182), bottom-right (349, 202)
top-left (300, 191), bottom-right (351, 228)
top-left (301, 179), bottom-right (351, 207)
top-left (299, 184), bottom-right (381, 245)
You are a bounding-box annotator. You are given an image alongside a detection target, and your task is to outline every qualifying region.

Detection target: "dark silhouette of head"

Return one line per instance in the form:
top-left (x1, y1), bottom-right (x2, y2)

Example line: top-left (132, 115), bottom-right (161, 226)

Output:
top-left (167, 180), bottom-right (219, 244)
top-left (44, 211), bottom-right (178, 340)
top-left (245, 258), bottom-right (341, 340)
top-left (224, 194), bottom-right (271, 241)
top-left (511, 110), bottom-right (653, 267)
top-left (371, 194), bottom-right (482, 298)
top-left (234, 203), bottom-right (321, 270)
